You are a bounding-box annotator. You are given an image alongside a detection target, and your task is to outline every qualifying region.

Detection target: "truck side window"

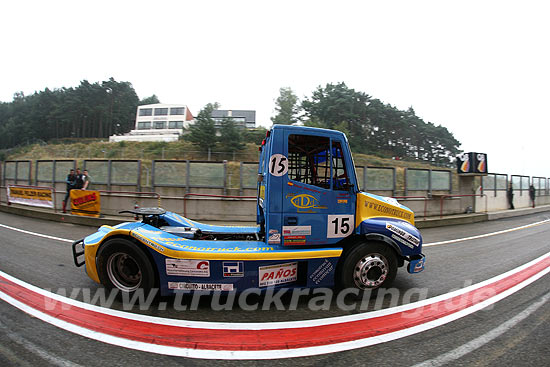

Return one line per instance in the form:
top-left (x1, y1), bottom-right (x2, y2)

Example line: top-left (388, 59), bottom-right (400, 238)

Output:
top-left (332, 141), bottom-right (350, 190)
top-left (288, 134), bottom-right (332, 189)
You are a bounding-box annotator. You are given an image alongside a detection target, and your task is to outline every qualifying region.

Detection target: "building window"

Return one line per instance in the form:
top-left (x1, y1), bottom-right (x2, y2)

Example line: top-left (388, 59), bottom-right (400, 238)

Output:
top-left (169, 121), bottom-right (183, 129)
top-left (137, 121), bottom-right (151, 129)
top-left (154, 108), bottom-right (169, 116)
top-left (170, 107), bottom-right (186, 115)
top-left (154, 121), bottom-right (166, 129)
top-left (139, 108), bottom-right (152, 116)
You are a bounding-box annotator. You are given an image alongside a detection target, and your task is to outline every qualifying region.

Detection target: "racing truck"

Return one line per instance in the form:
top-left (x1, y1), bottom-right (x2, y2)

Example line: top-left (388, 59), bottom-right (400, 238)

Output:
top-left (72, 125), bottom-right (425, 295)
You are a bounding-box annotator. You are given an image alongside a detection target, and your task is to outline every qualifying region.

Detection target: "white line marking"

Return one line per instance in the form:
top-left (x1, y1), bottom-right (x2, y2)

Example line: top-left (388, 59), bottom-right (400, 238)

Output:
top-left (0, 223), bottom-right (73, 243)
top-left (423, 219), bottom-right (550, 247)
top-left (1, 218), bottom-right (549, 248)
top-left (411, 291), bottom-right (550, 367)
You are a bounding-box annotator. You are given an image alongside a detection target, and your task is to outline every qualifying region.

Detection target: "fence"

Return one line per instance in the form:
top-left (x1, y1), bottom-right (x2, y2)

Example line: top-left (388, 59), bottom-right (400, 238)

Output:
top-left (404, 168), bottom-right (453, 195)
top-left (2, 159), bottom-right (550, 218)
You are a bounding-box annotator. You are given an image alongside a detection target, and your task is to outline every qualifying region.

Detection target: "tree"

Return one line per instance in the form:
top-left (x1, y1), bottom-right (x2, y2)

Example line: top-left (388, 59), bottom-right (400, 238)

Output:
top-left (243, 127), bottom-right (268, 145)
top-left (302, 82), bottom-right (371, 152)
top-left (271, 87), bottom-right (300, 125)
top-left (185, 103), bottom-right (219, 153)
top-left (139, 95), bottom-right (160, 105)
top-left (0, 78), bottom-right (140, 148)
top-left (218, 118), bottom-right (245, 152)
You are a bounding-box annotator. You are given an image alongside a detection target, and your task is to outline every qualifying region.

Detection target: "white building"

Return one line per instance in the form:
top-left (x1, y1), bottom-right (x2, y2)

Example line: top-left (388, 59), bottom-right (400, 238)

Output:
top-left (109, 104), bottom-right (194, 142)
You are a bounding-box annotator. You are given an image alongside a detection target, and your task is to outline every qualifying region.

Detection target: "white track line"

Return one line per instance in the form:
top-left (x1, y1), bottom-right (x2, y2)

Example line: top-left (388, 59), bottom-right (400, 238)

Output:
top-left (412, 291), bottom-right (550, 367)
top-left (423, 219), bottom-right (550, 247)
top-left (0, 223), bottom-right (73, 243)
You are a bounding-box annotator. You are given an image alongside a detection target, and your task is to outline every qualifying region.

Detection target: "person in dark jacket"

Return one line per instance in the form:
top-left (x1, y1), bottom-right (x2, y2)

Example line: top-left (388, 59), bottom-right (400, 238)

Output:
top-left (529, 184), bottom-right (536, 208)
top-left (62, 169), bottom-right (76, 213)
top-left (507, 182), bottom-right (514, 210)
top-left (74, 168), bottom-right (84, 189)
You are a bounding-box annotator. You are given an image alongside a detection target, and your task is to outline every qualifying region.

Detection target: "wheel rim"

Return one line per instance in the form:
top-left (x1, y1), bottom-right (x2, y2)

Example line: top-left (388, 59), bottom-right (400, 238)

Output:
top-left (353, 253), bottom-right (389, 289)
top-left (106, 252), bottom-right (142, 292)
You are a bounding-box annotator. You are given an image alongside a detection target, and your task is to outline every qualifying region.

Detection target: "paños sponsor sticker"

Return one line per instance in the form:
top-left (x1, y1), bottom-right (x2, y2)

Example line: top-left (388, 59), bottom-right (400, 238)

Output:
top-left (166, 259), bottom-right (210, 277)
top-left (259, 262), bottom-right (298, 287)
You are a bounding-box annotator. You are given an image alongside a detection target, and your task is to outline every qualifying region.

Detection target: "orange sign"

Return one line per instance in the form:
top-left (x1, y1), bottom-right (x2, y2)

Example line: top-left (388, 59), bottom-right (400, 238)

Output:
top-left (70, 190), bottom-right (100, 217)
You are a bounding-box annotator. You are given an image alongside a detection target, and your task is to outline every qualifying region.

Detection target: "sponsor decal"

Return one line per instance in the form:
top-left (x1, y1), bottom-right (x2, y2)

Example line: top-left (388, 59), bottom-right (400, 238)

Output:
top-left (283, 235), bottom-right (306, 245)
top-left (282, 226), bottom-right (311, 236)
top-left (259, 262), bottom-right (298, 287)
top-left (288, 194), bottom-right (327, 211)
top-left (268, 229), bottom-right (281, 244)
top-left (168, 282), bottom-right (234, 291)
top-left (386, 223), bottom-right (420, 247)
top-left (309, 259), bottom-right (333, 285)
top-left (176, 245), bottom-right (274, 252)
top-left (131, 232), bottom-right (165, 252)
top-left (70, 190), bottom-right (101, 218)
top-left (166, 259), bottom-right (210, 277)
top-left (223, 261), bottom-right (244, 277)
top-left (7, 186), bottom-right (54, 208)
top-left (365, 199), bottom-right (412, 220)
top-left (337, 199), bottom-right (348, 204)
top-left (391, 234), bottom-right (415, 249)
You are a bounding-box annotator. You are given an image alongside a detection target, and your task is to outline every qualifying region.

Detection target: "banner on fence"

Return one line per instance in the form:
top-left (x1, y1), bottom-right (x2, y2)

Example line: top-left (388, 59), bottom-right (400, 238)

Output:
top-left (7, 186), bottom-right (54, 208)
top-left (70, 190), bottom-right (100, 218)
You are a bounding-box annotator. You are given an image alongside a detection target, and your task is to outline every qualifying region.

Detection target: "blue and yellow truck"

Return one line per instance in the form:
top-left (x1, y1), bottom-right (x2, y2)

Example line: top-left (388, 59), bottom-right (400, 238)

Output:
top-left (72, 125), bottom-right (425, 295)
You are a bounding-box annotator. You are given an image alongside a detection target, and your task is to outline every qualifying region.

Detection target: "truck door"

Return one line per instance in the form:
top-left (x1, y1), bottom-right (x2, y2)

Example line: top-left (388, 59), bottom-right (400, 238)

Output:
top-left (281, 131), bottom-right (356, 246)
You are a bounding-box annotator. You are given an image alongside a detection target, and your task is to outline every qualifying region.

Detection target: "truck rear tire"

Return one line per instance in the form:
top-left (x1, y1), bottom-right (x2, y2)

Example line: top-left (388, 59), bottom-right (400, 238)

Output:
top-left (339, 241), bottom-right (397, 291)
top-left (96, 238), bottom-right (156, 297)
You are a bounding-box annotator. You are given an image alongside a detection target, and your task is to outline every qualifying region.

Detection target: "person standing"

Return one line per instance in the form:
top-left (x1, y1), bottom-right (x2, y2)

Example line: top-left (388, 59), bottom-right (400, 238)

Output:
top-left (62, 169), bottom-right (76, 213)
top-left (507, 182), bottom-right (514, 210)
top-left (82, 169), bottom-right (92, 190)
top-left (74, 168), bottom-right (84, 190)
top-left (529, 184), bottom-right (536, 208)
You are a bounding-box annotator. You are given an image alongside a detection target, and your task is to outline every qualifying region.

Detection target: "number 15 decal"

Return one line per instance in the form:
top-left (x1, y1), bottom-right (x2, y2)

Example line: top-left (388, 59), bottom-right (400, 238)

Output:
top-left (327, 215), bottom-right (354, 238)
top-left (269, 154), bottom-right (288, 176)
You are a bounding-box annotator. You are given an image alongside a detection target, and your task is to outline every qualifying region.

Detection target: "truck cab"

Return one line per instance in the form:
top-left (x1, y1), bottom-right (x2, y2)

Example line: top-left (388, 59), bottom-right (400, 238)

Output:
top-left (257, 125), bottom-right (425, 287)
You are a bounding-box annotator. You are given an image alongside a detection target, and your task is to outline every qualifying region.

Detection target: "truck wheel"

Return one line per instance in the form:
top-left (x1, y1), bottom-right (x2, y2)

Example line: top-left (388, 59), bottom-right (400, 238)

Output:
top-left (97, 238), bottom-right (155, 296)
top-left (339, 241), bottom-right (397, 291)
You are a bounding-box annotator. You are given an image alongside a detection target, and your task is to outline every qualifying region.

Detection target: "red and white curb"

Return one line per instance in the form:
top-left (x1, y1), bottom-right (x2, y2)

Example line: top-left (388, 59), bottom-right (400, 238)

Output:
top-left (0, 252), bottom-right (549, 360)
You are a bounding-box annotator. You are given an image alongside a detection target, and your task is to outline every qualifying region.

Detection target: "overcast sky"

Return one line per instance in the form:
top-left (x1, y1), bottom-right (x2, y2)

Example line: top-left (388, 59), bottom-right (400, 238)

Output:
top-left (2, 0), bottom-right (549, 177)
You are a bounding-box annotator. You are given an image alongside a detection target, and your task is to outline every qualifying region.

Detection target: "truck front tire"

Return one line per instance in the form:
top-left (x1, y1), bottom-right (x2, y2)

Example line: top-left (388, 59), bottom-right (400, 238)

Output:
top-left (339, 241), bottom-right (398, 291)
top-left (97, 238), bottom-right (156, 297)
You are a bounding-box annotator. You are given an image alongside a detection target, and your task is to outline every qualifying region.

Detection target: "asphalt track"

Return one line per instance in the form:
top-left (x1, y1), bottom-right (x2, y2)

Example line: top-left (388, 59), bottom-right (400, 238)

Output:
top-left (0, 211), bottom-right (549, 366)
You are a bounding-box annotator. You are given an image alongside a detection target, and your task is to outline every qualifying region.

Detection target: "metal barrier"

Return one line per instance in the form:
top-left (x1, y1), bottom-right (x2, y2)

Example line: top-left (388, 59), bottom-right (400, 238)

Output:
top-left (183, 193), bottom-right (256, 217)
top-left (439, 194), bottom-right (487, 218)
